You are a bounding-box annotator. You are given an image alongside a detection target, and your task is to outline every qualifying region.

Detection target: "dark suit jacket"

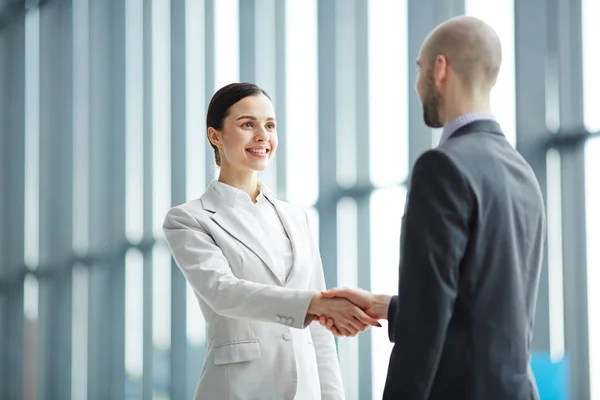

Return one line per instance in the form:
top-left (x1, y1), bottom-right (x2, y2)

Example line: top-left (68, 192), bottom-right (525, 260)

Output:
top-left (384, 120), bottom-right (545, 400)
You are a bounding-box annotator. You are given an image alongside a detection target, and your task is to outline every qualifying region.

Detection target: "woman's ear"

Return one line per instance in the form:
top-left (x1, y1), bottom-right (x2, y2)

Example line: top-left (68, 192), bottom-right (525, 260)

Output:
top-left (207, 127), bottom-right (222, 148)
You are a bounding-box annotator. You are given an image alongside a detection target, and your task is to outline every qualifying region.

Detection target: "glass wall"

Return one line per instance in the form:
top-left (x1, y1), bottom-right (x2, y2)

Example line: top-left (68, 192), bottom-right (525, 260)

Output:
top-left (0, 0), bottom-right (598, 399)
top-left (583, 0), bottom-right (600, 397)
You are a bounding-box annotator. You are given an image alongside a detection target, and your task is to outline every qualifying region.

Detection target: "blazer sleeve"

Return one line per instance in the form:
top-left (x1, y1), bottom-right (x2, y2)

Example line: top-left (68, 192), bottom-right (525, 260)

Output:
top-left (385, 149), bottom-right (472, 398)
top-left (162, 205), bottom-right (316, 329)
top-left (304, 211), bottom-right (345, 400)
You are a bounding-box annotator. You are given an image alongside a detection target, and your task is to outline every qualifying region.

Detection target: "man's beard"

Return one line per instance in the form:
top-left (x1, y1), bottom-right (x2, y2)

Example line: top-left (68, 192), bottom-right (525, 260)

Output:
top-left (422, 70), bottom-right (443, 128)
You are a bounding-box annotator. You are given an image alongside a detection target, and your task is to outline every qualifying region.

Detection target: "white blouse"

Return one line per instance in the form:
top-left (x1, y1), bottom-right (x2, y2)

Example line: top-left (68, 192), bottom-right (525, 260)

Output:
top-left (210, 180), bottom-right (294, 283)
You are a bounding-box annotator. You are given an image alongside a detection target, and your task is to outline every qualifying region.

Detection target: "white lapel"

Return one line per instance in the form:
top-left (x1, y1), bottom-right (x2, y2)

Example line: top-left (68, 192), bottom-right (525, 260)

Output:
top-left (200, 186), bottom-right (282, 285)
top-left (262, 188), bottom-right (303, 286)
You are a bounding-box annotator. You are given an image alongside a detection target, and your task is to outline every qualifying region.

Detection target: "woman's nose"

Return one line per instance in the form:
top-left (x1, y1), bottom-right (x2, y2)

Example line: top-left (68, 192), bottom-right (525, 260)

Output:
top-left (255, 128), bottom-right (268, 141)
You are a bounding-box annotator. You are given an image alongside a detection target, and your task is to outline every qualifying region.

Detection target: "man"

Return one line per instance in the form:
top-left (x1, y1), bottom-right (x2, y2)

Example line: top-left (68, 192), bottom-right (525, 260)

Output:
top-left (320, 16), bottom-right (545, 400)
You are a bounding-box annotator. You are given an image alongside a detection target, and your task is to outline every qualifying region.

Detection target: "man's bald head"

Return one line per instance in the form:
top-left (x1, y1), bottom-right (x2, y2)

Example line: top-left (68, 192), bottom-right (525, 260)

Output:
top-left (421, 16), bottom-right (502, 90)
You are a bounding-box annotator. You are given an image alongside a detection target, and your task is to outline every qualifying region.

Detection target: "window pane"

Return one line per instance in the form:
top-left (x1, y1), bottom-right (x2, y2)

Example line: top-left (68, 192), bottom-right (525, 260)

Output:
top-left (546, 149), bottom-right (565, 362)
top-left (152, 0), bottom-right (172, 237)
top-left (153, 247), bottom-right (172, 347)
top-left (125, 0), bottom-right (144, 243)
top-left (72, 0), bottom-right (90, 254)
top-left (582, 0), bottom-right (600, 132)
top-left (125, 249), bottom-right (143, 395)
top-left (585, 137), bottom-right (600, 399)
top-left (465, 0), bottom-right (516, 146)
top-left (285, 0), bottom-right (319, 207)
top-left (24, 7), bottom-right (40, 269)
top-left (368, 0), bottom-right (408, 185)
top-left (71, 265), bottom-right (89, 400)
top-left (370, 186), bottom-right (406, 399)
top-left (214, 0), bottom-right (239, 89)
top-left (185, 0), bottom-right (206, 201)
top-left (337, 198), bottom-right (359, 399)
top-left (152, 245), bottom-right (172, 396)
top-left (23, 273), bottom-right (39, 399)
top-left (337, 198), bottom-right (358, 288)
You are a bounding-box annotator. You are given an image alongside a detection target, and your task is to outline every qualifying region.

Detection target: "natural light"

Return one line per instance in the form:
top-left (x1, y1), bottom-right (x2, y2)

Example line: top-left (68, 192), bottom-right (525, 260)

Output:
top-left (465, 0), bottom-right (516, 146)
top-left (368, 0), bottom-right (408, 186)
top-left (370, 186), bottom-right (406, 399)
top-left (285, 0), bottom-right (319, 207)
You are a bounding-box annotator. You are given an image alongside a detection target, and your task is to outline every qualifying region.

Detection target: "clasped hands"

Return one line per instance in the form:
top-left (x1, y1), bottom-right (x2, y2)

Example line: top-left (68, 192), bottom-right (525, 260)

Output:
top-left (307, 288), bottom-right (391, 337)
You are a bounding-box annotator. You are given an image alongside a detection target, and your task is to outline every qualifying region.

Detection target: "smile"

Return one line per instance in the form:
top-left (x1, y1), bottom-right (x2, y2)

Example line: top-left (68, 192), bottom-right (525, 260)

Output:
top-left (246, 148), bottom-right (270, 157)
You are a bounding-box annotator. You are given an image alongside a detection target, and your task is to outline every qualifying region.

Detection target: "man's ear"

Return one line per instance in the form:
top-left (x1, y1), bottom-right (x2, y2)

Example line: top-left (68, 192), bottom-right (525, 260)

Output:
top-left (207, 127), bottom-right (222, 148)
top-left (434, 55), bottom-right (448, 87)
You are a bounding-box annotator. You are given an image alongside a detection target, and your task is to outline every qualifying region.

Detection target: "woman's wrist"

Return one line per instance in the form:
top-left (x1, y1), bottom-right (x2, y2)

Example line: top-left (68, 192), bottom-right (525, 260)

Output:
top-left (307, 292), bottom-right (323, 316)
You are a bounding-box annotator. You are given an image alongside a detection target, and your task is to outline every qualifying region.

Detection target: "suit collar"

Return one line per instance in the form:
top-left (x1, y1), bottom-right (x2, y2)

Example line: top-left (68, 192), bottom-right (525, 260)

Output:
top-left (439, 111), bottom-right (496, 145)
top-left (199, 181), bottom-right (295, 286)
top-left (446, 119), bottom-right (504, 142)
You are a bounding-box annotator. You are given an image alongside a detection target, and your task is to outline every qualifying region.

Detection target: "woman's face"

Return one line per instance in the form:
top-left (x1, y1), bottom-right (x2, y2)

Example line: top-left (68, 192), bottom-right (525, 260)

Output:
top-left (209, 94), bottom-right (278, 172)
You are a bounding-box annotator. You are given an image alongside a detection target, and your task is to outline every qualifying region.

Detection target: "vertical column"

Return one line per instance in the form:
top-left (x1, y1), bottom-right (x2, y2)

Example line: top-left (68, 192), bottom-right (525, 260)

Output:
top-left (407, 0), bottom-right (463, 170)
top-left (274, 0), bottom-right (287, 198)
top-left (108, 1), bottom-right (127, 397)
top-left (0, 5), bottom-right (8, 397)
top-left (354, 2), bottom-right (372, 397)
top-left (87, 0), bottom-right (127, 398)
top-left (334, 2), bottom-right (360, 396)
top-left (239, 0), bottom-right (278, 190)
top-left (170, 0), bottom-right (188, 398)
top-left (238, 0), bottom-right (256, 83)
top-left (142, 1), bottom-right (154, 398)
top-left (204, 0), bottom-right (216, 183)
top-left (87, 0), bottom-right (110, 394)
top-left (71, 0), bottom-right (91, 397)
top-left (316, 0), bottom-right (338, 289)
top-left (37, 1), bottom-right (73, 398)
top-left (0, 8), bottom-right (26, 400)
top-left (514, 0), bottom-right (551, 352)
top-left (551, 0), bottom-right (590, 396)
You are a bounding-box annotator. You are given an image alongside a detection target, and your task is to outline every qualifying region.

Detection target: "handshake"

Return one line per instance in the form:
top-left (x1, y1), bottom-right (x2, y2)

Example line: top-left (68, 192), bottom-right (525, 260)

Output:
top-left (307, 288), bottom-right (393, 337)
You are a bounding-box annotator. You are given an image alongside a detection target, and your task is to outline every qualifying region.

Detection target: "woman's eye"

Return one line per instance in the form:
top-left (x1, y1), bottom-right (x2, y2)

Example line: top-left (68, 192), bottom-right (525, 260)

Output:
top-left (267, 124), bottom-right (276, 130)
top-left (243, 122), bottom-right (253, 128)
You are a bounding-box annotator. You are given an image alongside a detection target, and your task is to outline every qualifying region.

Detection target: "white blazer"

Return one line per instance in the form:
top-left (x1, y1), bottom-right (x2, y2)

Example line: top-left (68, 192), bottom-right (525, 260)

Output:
top-left (162, 184), bottom-right (345, 400)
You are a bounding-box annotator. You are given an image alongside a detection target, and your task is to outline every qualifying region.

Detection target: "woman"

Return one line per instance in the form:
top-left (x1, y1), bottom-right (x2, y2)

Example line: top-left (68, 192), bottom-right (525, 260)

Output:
top-left (163, 83), bottom-right (378, 400)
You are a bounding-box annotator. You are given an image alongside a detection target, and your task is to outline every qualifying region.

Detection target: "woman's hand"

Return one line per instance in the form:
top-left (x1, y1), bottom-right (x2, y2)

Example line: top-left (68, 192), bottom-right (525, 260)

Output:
top-left (308, 294), bottom-right (379, 336)
top-left (313, 288), bottom-right (389, 336)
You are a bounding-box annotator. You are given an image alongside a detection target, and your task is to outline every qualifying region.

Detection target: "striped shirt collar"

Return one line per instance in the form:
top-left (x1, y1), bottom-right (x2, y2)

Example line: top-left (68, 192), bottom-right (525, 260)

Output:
top-left (439, 111), bottom-right (496, 146)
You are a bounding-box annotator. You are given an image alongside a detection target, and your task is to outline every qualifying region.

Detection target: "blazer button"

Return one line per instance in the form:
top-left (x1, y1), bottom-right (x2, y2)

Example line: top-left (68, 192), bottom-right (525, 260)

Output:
top-left (282, 333), bottom-right (292, 341)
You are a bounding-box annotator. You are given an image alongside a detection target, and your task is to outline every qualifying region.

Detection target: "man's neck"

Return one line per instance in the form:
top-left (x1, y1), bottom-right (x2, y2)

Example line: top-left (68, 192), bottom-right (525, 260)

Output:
top-left (443, 93), bottom-right (492, 125)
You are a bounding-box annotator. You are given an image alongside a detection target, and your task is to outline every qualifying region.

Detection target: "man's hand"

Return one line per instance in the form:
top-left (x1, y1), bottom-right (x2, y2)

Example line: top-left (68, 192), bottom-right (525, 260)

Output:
top-left (317, 288), bottom-right (392, 336)
top-left (307, 293), bottom-right (380, 337)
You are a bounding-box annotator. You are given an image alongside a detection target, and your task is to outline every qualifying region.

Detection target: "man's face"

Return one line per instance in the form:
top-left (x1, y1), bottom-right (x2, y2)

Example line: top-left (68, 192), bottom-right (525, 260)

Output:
top-left (416, 58), bottom-right (444, 129)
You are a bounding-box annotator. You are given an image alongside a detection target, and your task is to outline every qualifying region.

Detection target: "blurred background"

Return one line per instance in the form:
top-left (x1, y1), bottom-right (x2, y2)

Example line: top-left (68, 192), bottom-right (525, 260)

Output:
top-left (0, 0), bottom-right (598, 399)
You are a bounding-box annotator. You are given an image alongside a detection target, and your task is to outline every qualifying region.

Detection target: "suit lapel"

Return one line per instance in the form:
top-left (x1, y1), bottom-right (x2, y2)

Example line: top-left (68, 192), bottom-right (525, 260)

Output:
top-left (201, 186), bottom-right (283, 285)
top-left (270, 201), bottom-right (301, 285)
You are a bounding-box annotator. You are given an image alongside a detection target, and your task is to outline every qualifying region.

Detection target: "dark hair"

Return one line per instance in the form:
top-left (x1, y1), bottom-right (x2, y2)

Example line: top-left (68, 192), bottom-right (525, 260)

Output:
top-left (206, 83), bottom-right (271, 166)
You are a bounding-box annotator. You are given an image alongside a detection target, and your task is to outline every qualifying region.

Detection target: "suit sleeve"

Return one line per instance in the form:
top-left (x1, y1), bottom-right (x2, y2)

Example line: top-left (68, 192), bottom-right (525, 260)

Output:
top-left (304, 211), bottom-right (345, 400)
top-left (385, 149), bottom-right (472, 398)
top-left (163, 206), bottom-right (316, 329)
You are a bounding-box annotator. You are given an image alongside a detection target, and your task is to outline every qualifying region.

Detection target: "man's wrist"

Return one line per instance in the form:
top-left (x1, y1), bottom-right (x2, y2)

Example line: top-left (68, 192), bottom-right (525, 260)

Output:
top-left (372, 294), bottom-right (392, 319)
